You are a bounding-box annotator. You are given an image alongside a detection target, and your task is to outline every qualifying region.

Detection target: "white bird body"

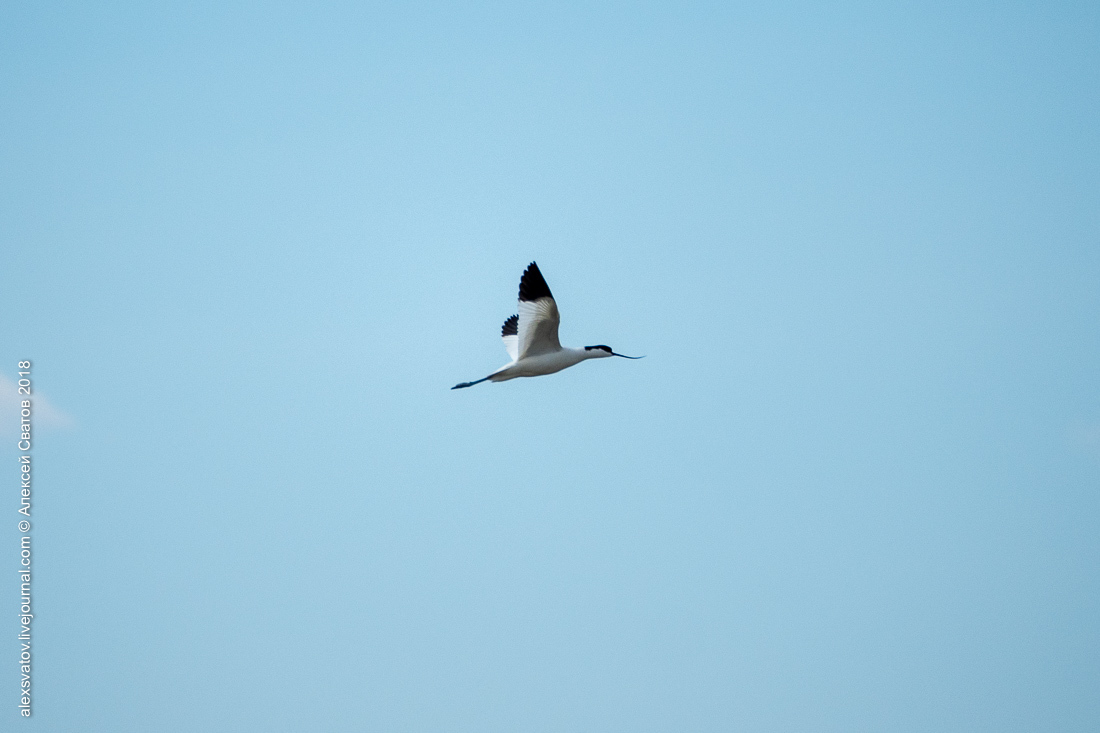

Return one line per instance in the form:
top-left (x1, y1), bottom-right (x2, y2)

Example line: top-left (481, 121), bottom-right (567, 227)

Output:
top-left (453, 262), bottom-right (641, 389)
top-left (488, 347), bottom-right (602, 382)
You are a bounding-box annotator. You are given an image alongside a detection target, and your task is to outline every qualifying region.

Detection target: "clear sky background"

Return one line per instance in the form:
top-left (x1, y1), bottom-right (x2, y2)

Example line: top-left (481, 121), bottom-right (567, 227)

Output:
top-left (2, 2), bottom-right (1099, 731)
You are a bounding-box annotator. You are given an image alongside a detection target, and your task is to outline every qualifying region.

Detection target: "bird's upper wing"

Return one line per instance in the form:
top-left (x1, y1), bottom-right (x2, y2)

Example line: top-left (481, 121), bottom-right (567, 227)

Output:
top-left (501, 314), bottom-right (519, 362)
top-left (516, 262), bottom-right (561, 360)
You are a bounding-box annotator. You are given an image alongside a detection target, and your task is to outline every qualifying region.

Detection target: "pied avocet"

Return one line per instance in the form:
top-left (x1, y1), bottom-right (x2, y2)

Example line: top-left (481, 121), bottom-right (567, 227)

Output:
top-left (453, 262), bottom-right (642, 389)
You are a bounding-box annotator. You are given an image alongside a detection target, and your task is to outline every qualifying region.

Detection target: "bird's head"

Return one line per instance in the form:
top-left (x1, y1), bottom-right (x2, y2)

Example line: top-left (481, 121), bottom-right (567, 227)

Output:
top-left (584, 345), bottom-right (644, 360)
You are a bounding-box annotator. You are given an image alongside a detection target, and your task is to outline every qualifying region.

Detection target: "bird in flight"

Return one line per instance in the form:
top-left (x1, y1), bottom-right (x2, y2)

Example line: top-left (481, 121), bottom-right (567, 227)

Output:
top-left (452, 262), bottom-right (643, 389)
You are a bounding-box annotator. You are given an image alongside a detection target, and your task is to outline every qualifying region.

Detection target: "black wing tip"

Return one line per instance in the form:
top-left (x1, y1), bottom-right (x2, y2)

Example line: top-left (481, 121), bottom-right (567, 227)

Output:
top-left (501, 314), bottom-right (518, 337)
top-left (518, 261), bottom-right (553, 302)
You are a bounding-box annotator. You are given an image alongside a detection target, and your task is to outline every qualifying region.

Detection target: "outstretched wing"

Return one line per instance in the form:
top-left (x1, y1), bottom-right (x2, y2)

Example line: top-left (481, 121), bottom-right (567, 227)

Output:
top-left (501, 314), bottom-right (519, 362)
top-left (516, 262), bottom-right (561, 360)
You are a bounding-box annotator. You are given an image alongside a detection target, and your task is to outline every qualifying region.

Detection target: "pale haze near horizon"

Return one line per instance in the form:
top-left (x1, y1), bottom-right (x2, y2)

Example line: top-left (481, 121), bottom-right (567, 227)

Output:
top-left (1, 2), bottom-right (1099, 731)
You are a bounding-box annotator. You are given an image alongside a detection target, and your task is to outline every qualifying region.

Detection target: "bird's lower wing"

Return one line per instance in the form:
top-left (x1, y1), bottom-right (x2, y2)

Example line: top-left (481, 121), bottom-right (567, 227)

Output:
top-left (501, 314), bottom-right (519, 362)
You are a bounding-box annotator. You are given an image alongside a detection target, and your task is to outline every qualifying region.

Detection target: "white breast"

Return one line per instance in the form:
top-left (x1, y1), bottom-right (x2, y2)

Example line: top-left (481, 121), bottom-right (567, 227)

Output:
top-left (490, 348), bottom-right (589, 381)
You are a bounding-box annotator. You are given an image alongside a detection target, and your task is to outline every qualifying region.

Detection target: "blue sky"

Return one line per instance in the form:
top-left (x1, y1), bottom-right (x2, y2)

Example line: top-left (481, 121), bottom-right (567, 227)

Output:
top-left (2, 2), bottom-right (1099, 731)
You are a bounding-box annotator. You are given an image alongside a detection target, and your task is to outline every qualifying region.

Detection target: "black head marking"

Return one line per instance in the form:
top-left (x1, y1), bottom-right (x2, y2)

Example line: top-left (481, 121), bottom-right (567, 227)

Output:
top-left (518, 261), bottom-right (554, 302)
top-left (501, 314), bottom-right (518, 338)
top-left (587, 344), bottom-right (644, 359)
